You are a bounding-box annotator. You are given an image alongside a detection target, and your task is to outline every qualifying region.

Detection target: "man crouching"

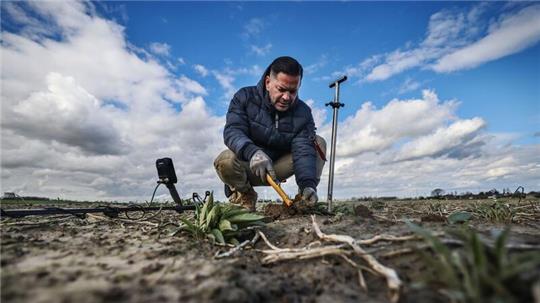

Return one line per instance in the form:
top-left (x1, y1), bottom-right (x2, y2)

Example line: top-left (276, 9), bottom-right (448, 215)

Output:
top-left (214, 56), bottom-right (326, 211)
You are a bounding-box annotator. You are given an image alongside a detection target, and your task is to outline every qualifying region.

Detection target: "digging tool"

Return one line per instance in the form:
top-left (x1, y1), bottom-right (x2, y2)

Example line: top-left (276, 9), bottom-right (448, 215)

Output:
top-left (266, 174), bottom-right (293, 207)
top-left (325, 75), bottom-right (347, 212)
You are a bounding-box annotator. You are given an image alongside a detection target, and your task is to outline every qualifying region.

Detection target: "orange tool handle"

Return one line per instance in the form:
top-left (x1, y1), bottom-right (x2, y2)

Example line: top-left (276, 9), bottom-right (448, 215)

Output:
top-left (266, 175), bottom-right (293, 207)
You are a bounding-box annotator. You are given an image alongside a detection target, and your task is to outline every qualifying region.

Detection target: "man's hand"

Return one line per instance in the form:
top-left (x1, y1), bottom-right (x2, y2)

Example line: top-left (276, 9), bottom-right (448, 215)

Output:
top-left (302, 187), bottom-right (318, 204)
top-left (250, 150), bottom-right (276, 182)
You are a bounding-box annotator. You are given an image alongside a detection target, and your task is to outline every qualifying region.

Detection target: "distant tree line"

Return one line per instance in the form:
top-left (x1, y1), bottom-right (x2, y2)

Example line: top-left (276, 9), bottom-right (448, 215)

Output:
top-left (348, 187), bottom-right (539, 201)
top-left (1, 195), bottom-right (50, 201)
top-left (427, 187), bottom-right (538, 200)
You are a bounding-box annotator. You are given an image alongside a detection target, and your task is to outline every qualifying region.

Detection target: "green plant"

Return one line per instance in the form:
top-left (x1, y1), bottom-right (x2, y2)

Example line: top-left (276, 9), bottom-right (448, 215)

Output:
top-left (407, 222), bottom-right (540, 303)
top-left (369, 200), bottom-right (386, 210)
top-left (469, 202), bottom-right (515, 223)
top-left (427, 201), bottom-right (447, 216)
top-left (447, 211), bottom-right (473, 224)
top-left (331, 203), bottom-right (353, 215)
top-left (178, 192), bottom-right (265, 245)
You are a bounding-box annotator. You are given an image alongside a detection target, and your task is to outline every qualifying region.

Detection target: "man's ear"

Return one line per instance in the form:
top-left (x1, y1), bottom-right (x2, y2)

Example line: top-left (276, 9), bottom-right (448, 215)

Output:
top-left (265, 75), bottom-right (271, 91)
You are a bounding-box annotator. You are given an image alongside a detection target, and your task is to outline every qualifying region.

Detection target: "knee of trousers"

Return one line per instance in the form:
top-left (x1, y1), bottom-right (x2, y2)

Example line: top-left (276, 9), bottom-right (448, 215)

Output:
top-left (214, 150), bottom-right (239, 174)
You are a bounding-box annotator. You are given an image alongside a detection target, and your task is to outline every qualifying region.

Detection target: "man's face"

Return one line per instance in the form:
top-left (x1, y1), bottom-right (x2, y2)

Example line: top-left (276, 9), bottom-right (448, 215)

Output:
top-left (265, 72), bottom-right (301, 112)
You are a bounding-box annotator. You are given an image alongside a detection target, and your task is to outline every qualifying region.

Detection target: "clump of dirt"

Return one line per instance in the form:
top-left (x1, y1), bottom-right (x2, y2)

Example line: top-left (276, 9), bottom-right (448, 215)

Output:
top-left (353, 205), bottom-right (373, 218)
top-left (263, 194), bottom-right (324, 220)
top-left (421, 214), bottom-right (446, 222)
top-left (263, 203), bottom-right (295, 220)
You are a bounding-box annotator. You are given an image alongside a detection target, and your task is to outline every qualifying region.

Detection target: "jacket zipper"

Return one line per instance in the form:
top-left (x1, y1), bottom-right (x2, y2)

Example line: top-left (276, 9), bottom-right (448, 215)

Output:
top-left (275, 112), bottom-right (279, 129)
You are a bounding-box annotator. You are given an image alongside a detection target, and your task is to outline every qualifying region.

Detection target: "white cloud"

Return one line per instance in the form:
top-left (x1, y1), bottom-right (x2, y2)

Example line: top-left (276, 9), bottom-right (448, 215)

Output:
top-left (1, 1), bottom-right (537, 202)
top-left (10, 72), bottom-right (128, 155)
top-left (243, 18), bottom-right (264, 38)
top-left (395, 117), bottom-right (486, 161)
top-left (433, 5), bottom-right (540, 72)
top-left (210, 65), bottom-right (263, 100)
top-left (1, 1), bottom-right (224, 201)
top-left (193, 64), bottom-right (209, 77)
top-left (305, 55), bottom-right (328, 75)
top-left (312, 144), bottom-right (539, 199)
top-left (176, 75), bottom-right (207, 96)
top-left (322, 90), bottom-right (458, 157)
top-left (213, 71), bottom-right (236, 100)
top-left (398, 78), bottom-right (421, 94)
top-left (149, 42), bottom-right (171, 56)
top-left (304, 89), bottom-right (539, 198)
top-left (355, 4), bottom-right (540, 82)
top-left (250, 43), bottom-right (272, 56)
top-left (305, 99), bottom-right (327, 128)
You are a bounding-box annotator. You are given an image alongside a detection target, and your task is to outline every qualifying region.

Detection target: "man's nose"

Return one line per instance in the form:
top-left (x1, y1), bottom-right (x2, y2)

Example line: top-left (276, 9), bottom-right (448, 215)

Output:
top-left (282, 92), bottom-right (291, 101)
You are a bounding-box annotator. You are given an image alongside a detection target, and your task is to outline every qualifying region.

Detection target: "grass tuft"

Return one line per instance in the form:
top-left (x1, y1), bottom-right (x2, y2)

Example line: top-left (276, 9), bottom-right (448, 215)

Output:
top-left (175, 192), bottom-right (265, 245)
top-left (407, 222), bottom-right (540, 303)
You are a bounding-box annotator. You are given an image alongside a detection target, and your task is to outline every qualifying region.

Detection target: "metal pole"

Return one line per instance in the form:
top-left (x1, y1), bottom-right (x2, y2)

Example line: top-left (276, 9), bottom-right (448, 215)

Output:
top-left (325, 76), bottom-right (347, 212)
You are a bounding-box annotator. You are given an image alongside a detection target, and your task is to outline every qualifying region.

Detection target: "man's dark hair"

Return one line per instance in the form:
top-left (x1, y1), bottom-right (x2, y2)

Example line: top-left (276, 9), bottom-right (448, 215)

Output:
top-left (269, 56), bottom-right (303, 78)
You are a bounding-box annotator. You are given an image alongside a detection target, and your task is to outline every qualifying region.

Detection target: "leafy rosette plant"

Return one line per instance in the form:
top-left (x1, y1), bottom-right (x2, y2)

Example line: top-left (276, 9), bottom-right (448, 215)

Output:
top-left (179, 192), bottom-right (265, 245)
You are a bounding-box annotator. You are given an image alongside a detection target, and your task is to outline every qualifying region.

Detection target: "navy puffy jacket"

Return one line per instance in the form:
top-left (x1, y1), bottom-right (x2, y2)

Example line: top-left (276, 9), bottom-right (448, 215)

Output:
top-left (223, 66), bottom-right (318, 190)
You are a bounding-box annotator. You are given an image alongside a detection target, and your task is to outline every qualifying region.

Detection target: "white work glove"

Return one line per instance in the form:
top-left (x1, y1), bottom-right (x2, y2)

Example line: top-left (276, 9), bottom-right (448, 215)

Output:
top-left (250, 150), bottom-right (276, 183)
top-left (302, 187), bottom-right (318, 204)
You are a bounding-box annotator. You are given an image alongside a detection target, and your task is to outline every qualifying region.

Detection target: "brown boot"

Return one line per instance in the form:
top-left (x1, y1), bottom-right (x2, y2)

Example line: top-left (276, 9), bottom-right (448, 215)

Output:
top-left (230, 188), bottom-right (258, 212)
top-left (227, 191), bottom-right (239, 204)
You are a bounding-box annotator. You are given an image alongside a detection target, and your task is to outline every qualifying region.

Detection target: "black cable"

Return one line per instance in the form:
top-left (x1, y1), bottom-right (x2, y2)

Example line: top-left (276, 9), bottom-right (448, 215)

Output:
top-left (124, 203), bottom-right (146, 220)
top-left (150, 182), bottom-right (162, 204)
top-left (45, 207), bottom-right (86, 219)
top-left (514, 186), bottom-right (525, 203)
top-left (126, 182), bottom-right (163, 221)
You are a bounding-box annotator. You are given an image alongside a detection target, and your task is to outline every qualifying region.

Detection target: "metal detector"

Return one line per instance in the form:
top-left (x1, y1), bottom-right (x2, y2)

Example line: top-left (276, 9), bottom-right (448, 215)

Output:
top-left (1, 158), bottom-right (195, 218)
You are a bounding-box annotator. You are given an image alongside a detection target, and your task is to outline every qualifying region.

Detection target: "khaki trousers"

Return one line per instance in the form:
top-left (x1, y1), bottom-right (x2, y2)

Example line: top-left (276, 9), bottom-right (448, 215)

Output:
top-left (214, 136), bottom-right (326, 193)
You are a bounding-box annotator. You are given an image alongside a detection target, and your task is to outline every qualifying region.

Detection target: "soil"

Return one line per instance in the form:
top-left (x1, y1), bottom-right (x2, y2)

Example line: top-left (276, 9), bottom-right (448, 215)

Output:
top-left (1, 198), bottom-right (539, 303)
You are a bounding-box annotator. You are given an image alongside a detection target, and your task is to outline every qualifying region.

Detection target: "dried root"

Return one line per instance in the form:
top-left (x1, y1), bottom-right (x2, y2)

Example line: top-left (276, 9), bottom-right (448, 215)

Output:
top-left (258, 215), bottom-right (403, 303)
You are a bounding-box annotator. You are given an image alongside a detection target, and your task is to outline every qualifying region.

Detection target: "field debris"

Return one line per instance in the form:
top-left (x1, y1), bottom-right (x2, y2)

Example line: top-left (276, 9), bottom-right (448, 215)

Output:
top-left (2, 197), bottom-right (539, 303)
top-left (258, 215), bottom-right (405, 303)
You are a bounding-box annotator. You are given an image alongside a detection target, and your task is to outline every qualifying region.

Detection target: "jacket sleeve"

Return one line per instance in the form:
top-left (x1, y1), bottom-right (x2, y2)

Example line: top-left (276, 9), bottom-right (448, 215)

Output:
top-left (223, 91), bottom-right (260, 161)
top-left (291, 108), bottom-right (318, 190)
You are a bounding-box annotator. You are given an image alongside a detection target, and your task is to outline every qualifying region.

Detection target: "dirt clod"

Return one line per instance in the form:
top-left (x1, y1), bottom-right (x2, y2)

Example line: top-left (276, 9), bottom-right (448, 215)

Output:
top-left (421, 214), bottom-right (446, 222)
top-left (354, 205), bottom-right (373, 218)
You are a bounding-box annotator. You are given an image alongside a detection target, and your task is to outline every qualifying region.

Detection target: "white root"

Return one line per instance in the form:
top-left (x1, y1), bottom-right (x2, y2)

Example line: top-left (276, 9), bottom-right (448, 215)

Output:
top-left (256, 216), bottom-right (403, 303)
top-left (310, 215), bottom-right (402, 303)
top-left (214, 232), bottom-right (260, 259)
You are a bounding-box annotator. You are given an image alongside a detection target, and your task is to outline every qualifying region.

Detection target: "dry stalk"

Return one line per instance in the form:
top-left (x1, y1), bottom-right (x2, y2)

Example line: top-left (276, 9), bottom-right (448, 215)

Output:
top-left (339, 254), bottom-right (368, 292)
top-left (258, 231), bottom-right (368, 292)
top-left (215, 232), bottom-right (261, 259)
top-left (357, 234), bottom-right (418, 245)
top-left (310, 215), bottom-right (402, 303)
top-left (87, 213), bottom-right (159, 227)
top-left (262, 244), bottom-right (350, 263)
top-left (256, 217), bottom-right (404, 303)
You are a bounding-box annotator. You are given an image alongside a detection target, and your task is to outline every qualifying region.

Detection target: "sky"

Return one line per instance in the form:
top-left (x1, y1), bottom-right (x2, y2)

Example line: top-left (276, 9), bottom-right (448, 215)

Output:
top-left (1, 1), bottom-right (539, 202)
